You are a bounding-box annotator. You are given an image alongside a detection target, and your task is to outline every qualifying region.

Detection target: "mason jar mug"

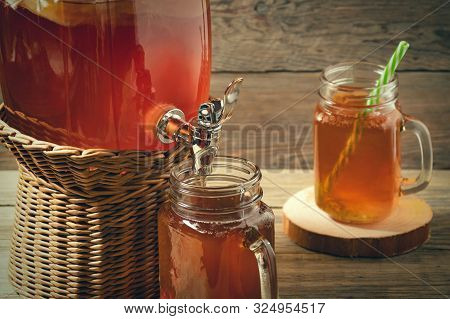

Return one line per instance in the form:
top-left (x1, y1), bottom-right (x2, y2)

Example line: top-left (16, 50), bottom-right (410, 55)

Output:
top-left (158, 156), bottom-right (278, 299)
top-left (314, 62), bottom-right (433, 224)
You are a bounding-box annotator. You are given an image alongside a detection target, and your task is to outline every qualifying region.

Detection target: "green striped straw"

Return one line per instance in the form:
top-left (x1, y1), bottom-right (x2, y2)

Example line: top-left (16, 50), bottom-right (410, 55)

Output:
top-left (320, 41), bottom-right (410, 197)
top-left (367, 41), bottom-right (410, 106)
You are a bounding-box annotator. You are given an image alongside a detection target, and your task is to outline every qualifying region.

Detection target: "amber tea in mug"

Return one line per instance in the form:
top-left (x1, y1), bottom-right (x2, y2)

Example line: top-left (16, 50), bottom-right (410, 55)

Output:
top-left (314, 62), bottom-right (433, 224)
top-left (158, 157), bottom-right (278, 299)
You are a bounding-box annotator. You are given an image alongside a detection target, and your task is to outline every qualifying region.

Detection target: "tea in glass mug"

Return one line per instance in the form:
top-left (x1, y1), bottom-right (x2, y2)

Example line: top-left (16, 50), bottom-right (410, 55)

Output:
top-left (314, 62), bottom-right (433, 224)
top-left (158, 157), bottom-right (278, 299)
top-left (0, 0), bottom-right (211, 150)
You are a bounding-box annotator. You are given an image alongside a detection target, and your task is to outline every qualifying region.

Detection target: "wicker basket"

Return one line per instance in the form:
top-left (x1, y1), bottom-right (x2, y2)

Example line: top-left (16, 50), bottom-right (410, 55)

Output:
top-left (0, 104), bottom-right (187, 298)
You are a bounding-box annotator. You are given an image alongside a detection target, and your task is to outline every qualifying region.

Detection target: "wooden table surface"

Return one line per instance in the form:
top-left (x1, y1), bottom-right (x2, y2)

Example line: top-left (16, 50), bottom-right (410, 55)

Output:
top-left (1, 169), bottom-right (449, 299)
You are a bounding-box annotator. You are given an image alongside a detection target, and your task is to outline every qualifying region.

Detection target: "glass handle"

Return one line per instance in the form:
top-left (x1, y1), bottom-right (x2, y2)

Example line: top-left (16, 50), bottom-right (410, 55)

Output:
top-left (401, 115), bottom-right (433, 195)
top-left (243, 227), bottom-right (278, 299)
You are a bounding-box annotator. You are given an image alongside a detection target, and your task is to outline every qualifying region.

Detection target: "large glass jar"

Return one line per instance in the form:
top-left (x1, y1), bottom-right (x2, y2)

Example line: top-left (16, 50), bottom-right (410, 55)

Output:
top-left (0, 0), bottom-right (211, 150)
top-left (158, 156), bottom-right (278, 299)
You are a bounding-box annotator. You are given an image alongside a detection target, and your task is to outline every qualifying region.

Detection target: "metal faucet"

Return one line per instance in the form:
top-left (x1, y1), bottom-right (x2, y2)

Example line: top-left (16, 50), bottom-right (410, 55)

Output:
top-left (156, 78), bottom-right (243, 175)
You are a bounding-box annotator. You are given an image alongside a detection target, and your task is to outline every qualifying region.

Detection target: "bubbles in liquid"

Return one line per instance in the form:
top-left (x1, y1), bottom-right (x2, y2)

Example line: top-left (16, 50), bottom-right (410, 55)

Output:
top-left (316, 89), bottom-right (401, 130)
top-left (315, 104), bottom-right (399, 130)
top-left (315, 89), bottom-right (402, 224)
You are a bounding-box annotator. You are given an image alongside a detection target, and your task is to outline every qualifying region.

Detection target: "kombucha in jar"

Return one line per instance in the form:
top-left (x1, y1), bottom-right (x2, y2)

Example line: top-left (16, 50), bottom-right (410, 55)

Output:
top-left (314, 62), bottom-right (433, 224)
top-left (0, 0), bottom-right (211, 150)
top-left (158, 157), bottom-right (278, 299)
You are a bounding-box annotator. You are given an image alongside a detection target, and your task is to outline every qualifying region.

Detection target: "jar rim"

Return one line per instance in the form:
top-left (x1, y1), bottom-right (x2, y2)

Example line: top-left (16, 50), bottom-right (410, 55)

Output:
top-left (321, 61), bottom-right (399, 88)
top-left (319, 61), bottom-right (399, 111)
top-left (170, 156), bottom-right (262, 196)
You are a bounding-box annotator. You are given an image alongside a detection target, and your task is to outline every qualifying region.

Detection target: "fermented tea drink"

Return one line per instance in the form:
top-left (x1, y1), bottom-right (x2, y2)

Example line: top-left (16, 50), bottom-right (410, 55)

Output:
top-left (0, 0), bottom-right (211, 149)
top-left (314, 62), bottom-right (432, 224)
top-left (315, 88), bottom-right (402, 223)
top-left (159, 157), bottom-right (278, 299)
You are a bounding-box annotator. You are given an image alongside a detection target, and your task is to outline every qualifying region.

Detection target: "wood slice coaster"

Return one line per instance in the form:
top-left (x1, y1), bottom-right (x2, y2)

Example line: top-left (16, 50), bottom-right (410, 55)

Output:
top-left (283, 187), bottom-right (432, 257)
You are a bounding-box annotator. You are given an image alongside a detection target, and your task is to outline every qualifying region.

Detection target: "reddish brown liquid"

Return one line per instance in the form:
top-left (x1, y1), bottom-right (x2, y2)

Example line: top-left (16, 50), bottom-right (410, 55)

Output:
top-left (158, 202), bottom-right (274, 299)
top-left (314, 91), bottom-right (403, 224)
top-left (0, 0), bottom-right (211, 150)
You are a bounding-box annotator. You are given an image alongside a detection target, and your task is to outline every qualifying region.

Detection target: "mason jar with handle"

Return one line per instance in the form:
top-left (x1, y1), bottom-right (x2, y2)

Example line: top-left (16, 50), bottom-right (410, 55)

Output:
top-left (158, 156), bottom-right (278, 299)
top-left (314, 62), bottom-right (433, 224)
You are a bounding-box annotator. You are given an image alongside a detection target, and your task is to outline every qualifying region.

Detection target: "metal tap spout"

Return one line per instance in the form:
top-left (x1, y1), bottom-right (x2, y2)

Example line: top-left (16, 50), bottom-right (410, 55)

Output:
top-left (156, 78), bottom-right (244, 175)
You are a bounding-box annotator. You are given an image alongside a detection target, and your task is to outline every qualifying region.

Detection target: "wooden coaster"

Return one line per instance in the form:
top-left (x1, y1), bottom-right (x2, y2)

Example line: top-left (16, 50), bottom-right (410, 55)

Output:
top-left (283, 187), bottom-right (432, 257)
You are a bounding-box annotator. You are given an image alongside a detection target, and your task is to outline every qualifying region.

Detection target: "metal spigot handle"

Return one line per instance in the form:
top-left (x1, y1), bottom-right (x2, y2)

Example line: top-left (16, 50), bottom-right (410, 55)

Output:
top-left (156, 78), bottom-right (244, 175)
top-left (156, 78), bottom-right (243, 143)
top-left (197, 77), bottom-right (244, 128)
top-left (222, 77), bottom-right (244, 122)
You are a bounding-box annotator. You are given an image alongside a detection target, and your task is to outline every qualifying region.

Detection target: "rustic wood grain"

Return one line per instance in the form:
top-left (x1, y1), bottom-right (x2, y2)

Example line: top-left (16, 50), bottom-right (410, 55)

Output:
top-left (0, 207), bottom-right (14, 299)
top-left (0, 170), bottom-right (17, 205)
top-left (0, 147), bottom-right (16, 171)
top-left (0, 169), bottom-right (448, 298)
top-left (211, 0), bottom-right (450, 72)
top-left (276, 249), bottom-right (450, 298)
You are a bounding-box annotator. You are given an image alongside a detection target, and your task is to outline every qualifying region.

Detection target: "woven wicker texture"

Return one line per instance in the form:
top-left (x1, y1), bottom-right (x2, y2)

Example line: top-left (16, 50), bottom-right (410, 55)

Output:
top-left (0, 104), bottom-right (187, 298)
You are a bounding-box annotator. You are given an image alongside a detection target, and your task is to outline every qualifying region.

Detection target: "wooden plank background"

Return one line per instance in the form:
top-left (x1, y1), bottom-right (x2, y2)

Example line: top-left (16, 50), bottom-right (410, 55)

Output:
top-left (211, 0), bottom-right (450, 72)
